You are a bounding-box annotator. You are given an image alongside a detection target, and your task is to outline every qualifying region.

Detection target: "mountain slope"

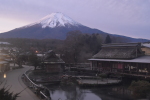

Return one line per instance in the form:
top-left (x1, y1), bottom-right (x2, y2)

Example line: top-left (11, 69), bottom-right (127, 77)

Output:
top-left (25, 12), bottom-right (81, 28)
top-left (0, 12), bottom-right (149, 42)
top-left (0, 23), bottom-right (108, 39)
top-left (0, 12), bottom-right (106, 39)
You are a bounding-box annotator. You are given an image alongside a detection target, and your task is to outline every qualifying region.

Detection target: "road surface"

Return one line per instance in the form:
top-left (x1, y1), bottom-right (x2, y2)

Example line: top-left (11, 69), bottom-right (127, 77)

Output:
top-left (0, 65), bottom-right (40, 100)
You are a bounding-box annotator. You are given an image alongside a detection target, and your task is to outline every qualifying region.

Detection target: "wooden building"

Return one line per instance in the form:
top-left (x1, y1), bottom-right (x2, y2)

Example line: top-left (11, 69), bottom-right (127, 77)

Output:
top-left (43, 50), bottom-right (65, 73)
top-left (89, 43), bottom-right (150, 77)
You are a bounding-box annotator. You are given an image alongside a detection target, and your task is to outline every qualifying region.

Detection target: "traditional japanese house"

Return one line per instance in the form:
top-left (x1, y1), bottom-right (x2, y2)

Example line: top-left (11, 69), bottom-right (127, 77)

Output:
top-left (89, 43), bottom-right (150, 77)
top-left (43, 50), bottom-right (65, 73)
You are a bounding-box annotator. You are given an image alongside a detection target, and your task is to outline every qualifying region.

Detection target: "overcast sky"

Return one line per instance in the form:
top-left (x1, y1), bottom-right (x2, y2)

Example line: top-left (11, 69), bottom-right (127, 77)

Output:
top-left (0, 0), bottom-right (150, 39)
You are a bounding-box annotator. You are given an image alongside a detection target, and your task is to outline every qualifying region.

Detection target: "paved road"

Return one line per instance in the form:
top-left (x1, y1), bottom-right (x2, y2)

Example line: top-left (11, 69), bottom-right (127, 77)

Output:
top-left (0, 65), bottom-right (40, 100)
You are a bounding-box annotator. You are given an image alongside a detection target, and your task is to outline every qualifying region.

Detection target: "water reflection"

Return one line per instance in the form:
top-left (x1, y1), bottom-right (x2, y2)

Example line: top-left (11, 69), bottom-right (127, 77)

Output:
top-left (47, 84), bottom-right (133, 100)
top-left (45, 78), bottom-right (133, 100)
top-left (91, 87), bottom-right (131, 100)
top-left (48, 85), bottom-right (101, 100)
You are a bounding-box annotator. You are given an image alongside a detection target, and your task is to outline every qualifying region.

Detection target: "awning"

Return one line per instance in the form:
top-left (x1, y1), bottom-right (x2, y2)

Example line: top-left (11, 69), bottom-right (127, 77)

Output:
top-left (89, 55), bottom-right (150, 64)
top-left (0, 61), bottom-right (8, 64)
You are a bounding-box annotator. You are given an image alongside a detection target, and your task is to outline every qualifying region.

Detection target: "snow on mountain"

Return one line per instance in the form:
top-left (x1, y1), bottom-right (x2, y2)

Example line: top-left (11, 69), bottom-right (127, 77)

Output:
top-left (26, 12), bottom-right (81, 28)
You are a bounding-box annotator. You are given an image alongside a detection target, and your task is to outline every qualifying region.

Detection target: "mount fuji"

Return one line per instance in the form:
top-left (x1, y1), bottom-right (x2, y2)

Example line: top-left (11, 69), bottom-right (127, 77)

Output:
top-left (0, 12), bottom-right (106, 39)
top-left (0, 12), bottom-right (149, 42)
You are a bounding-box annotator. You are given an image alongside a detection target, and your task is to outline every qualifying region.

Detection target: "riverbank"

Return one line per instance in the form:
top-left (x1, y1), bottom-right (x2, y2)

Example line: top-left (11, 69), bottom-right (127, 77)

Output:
top-left (22, 68), bottom-right (51, 100)
top-left (77, 78), bottom-right (121, 87)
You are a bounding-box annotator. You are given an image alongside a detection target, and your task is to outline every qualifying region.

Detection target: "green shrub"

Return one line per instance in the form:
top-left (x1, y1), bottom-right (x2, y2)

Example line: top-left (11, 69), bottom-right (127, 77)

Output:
top-left (128, 80), bottom-right (150, 99)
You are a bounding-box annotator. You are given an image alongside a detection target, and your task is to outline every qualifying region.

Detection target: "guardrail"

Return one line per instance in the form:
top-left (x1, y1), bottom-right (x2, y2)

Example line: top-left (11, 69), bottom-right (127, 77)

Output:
top-left (24, 73), bottom-right (40, 87)
top-left (40, 91), bottom-right (51, 100)
top-left (23, 69), bottom-right (51, 100)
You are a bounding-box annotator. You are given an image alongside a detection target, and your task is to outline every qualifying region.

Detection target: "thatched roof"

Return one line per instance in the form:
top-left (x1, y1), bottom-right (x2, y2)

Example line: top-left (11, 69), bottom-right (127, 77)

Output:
top-left (44, 50), bottom-right (65, 64)
top-left (92, 43), bottom-right (144, 59)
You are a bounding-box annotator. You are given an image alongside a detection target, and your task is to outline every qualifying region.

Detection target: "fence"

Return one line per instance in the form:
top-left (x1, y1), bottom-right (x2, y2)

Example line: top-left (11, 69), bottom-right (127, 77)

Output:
top-left (23, 69), bottom-right (51, 100)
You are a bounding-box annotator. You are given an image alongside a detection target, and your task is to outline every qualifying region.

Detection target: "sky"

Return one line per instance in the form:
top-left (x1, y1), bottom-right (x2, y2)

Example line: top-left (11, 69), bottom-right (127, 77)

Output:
top-left (0, 0), bottom-right (150, 39)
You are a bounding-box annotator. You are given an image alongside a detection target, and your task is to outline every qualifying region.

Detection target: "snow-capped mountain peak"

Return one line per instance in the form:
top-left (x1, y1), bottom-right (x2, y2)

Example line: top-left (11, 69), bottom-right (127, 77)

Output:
top-left (38, 12), bottom-right (81, 28)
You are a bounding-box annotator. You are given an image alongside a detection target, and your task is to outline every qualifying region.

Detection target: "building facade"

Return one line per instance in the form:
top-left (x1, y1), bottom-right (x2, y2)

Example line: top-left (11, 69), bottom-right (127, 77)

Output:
top-left (89, 43), bottom-right (150, 78)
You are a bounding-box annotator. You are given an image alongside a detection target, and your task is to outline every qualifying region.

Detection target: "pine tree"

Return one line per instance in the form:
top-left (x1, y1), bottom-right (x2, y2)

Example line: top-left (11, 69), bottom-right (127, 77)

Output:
top-left (104, 35), bottom-right (112, 44)
top-left (0, 87), bottom-right (19, 100)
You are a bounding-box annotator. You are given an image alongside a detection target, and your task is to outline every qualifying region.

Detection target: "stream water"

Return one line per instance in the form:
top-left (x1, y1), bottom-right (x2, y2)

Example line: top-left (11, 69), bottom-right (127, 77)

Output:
top-left (46, 84), bottom-right (132, 100)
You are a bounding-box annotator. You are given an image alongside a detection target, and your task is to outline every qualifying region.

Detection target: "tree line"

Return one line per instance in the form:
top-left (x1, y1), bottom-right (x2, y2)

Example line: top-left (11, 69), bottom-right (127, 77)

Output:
top-left (0, 30), bottom-right (118, 63)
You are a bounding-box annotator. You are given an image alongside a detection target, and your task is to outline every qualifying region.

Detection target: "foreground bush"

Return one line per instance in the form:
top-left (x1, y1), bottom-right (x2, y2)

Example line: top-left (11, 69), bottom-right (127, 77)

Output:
top-left (0, 87), bottom-right (19, 100)
top-left (128, 80), bottom-right (150, 99)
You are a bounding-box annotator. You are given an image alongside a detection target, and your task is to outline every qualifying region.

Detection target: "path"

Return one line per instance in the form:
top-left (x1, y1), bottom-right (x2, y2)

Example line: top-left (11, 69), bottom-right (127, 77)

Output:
top-left (77, 78), bottom-right (121, 84)
top-left (0, 65), bottom-right (40, 100)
